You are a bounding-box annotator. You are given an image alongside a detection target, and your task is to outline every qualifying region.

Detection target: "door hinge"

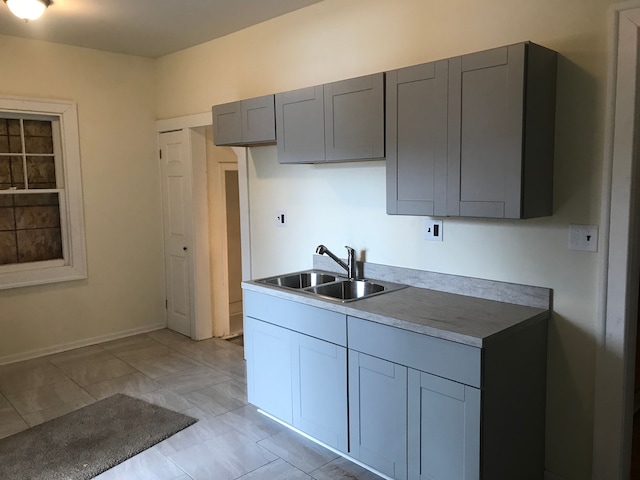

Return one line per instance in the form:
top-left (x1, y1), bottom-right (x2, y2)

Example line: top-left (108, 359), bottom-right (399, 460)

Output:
top-left (165, 299), bottom-right (168, 309)
top-left (159, 149), bottom-right (162, 159)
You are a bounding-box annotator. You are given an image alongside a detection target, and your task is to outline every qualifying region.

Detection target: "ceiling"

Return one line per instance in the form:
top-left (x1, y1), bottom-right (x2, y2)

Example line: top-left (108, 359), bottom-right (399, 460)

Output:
top-left (0, 0), bottom-right (325, 58)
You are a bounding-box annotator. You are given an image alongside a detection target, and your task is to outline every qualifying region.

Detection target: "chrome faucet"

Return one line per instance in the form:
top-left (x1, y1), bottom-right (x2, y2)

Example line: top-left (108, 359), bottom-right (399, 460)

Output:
top-left (316, 244), bottom-right (357, 280)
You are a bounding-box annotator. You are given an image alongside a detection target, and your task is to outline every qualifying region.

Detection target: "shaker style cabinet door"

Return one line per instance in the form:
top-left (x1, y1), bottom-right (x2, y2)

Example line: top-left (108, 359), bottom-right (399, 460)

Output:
top-left (212, 101), bottom-right (242, 146)
top-left (275, 85), bottom-right (326, 164)
top-left (244, 316), bottom-right (293, 424)
top-left (241, 95), bottom-right (276, 145)
top-left (447, 42), bottom-right (556, 218)
top-left (213, 95), bottom-right (275, 146)
top-left (291, 333), bottom-right (348, 452)
top-left (324, 73), bottom-right (385, 162)
top-left (386, 61), bottom-right (448, 215)
top-left (407, 369), bottom-right (480, 480)
top-left (348, 350), bottom-right (408, 480)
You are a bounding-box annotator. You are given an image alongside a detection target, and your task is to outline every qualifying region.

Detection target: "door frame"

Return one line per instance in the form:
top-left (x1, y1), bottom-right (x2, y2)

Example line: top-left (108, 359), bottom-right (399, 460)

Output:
top-left (211, 161), bottom-right (243, 338)
top-left (592, 3), bottom-right (640, 478)
top-left (156, 114), bottom-right (252, 340)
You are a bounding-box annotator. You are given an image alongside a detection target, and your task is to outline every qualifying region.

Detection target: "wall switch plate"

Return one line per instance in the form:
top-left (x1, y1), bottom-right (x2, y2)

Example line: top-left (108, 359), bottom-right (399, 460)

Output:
top-left (568, 224), bottom-right (598, 252)
top-left (424, 219), bottom-right (443, 242)
top-left (276, 210), bottom-right (287, 227)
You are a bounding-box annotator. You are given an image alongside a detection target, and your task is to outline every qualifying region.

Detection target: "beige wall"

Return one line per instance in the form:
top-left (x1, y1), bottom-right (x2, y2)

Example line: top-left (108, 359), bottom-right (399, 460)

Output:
top-left (156, 1), bottom-right (616, 478)
top-left (0, 36), bottom-right (164, 359)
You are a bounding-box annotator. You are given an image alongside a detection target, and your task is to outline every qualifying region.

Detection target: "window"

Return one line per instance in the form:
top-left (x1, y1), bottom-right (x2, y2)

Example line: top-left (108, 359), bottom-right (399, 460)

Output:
top-left (0, 97), bottom-right (86, 289)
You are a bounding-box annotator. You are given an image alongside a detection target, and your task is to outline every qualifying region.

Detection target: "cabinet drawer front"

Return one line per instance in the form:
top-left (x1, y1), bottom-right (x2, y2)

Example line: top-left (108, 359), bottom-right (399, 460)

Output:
top-left (347, 316), bottom-right (481, 387)
top-left (245, 290), bottom-right (347, 346)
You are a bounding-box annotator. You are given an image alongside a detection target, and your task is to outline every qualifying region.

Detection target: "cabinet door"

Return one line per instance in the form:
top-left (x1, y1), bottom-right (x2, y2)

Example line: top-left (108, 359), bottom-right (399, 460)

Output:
top-left (386, 61), bottom-right (448, 215)
top-left (324, 73), bottom-right (385, 162)
top-left (241, 95), bottom-right (276, 145)
top-left (349, 350), bottom-right (407, 480)
top-left (244, 316), bottom-right (293, 424)
top-left (275, 85), bottom-right (325, 163)
top-left (212, 101), bottom-right (242, 146)
top-left (408, 369), bottom-right (480, 480)
top-left (447, 44), bottom-right (525, 218)
top-left (292, 333), bottom-right (348, 452)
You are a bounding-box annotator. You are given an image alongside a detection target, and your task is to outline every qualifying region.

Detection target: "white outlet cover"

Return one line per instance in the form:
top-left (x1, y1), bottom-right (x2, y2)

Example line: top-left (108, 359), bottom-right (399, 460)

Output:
top-left (568, 224), bottom-right (598, 252)
top-left (424, 219), bottom-right (443, 242)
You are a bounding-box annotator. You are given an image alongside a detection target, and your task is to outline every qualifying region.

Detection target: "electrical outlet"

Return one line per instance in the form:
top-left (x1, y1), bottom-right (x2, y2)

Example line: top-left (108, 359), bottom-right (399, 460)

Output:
top-left (424, 219), bottom-right (443, 242)
top-left (568, 224), bottom-right (598, 252)
top-left (276, 210), bottom-right (287, 227)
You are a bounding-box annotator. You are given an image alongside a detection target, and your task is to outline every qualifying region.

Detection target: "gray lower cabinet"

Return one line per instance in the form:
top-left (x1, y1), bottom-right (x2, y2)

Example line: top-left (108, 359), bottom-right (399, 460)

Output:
top-left (212, 95), bottom-right (276, 146)
top-left (275, 73), bottom-right (385, 163)
top-left (407, 369), bottom-right (480, 480)
top-left (348, 350), bottom-right (408, 479)
top-left (292, 333), bottom-right (348, 452)
top-left (387, 41), bottom-right (557, 219)
top-left (244, 316), bottom-right (293, 424)
top-left (243, 290), bottom-right (348, 452)
top-left (244, 290), bottom-right (546, 480)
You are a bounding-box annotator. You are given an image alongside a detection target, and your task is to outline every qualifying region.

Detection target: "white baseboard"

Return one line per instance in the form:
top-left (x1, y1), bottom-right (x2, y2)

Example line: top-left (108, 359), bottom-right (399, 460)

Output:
top-left (0, 322), bottom-right (167, 366)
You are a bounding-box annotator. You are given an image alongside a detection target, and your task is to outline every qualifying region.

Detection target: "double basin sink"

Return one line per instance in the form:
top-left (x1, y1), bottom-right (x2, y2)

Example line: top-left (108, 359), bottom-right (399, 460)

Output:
top-left (256, 270), bottom-right (406, 302)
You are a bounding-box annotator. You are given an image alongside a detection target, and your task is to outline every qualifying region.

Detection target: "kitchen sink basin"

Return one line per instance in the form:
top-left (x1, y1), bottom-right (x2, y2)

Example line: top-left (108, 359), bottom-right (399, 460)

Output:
top-left (308, 279), bottom-right (386, 301)
top-left (255, 270), bottom-right (406, 302)
top-left (259, 271), bottom-right (342, 289)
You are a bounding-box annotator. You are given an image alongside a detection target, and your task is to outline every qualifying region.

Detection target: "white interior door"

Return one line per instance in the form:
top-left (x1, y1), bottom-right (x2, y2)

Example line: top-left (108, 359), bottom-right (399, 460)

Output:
top-left (160, 130), bottom-right (193, 337)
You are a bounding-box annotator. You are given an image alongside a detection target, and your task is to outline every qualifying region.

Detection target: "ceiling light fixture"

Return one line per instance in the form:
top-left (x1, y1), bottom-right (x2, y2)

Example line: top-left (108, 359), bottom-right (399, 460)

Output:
top-left (4, 0), bottom-right (51, 21)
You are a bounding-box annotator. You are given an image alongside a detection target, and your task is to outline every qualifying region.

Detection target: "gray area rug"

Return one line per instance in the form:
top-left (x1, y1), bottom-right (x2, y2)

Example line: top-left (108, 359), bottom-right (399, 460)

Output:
top-left (0, 393), bottom-right (197, 480)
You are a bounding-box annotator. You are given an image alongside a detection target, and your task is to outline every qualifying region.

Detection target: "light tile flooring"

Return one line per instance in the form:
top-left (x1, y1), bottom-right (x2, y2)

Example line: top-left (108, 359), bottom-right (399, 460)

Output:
top-left (0, 329), bottom-right (382, 480)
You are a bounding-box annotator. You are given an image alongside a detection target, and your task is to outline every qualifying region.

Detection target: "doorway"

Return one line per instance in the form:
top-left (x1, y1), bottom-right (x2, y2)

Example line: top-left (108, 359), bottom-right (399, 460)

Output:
top-left (211, 162), bottom-right (243, 338)
top-left (155, 116), bottom-right (250, 344)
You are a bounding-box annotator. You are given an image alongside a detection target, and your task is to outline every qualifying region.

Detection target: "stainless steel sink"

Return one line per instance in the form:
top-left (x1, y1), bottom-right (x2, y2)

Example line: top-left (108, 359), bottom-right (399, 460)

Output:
top-left (259, 271), bottom-right (342, 289)
top-left (308, 279), bottom-right (386, 301)
top-left (255, 270), bottom-right (406, 302)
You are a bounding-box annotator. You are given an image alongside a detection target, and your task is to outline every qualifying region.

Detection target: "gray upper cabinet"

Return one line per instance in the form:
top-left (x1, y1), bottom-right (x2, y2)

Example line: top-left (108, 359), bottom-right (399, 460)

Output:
top-left (386, 61), bottom-right (448, 216)
top-left (212, 95), bottom-right (276, 146)
top-left (387, 42), bottom-right (556, 219)
top-left (324, 74), bottom-right (385, 162)
top-left (275, 73), bottom-right (385, 163)
top-left (447, 42), bottom-right (557, 218)
top-left (275, 86), bottom-right (325, 164)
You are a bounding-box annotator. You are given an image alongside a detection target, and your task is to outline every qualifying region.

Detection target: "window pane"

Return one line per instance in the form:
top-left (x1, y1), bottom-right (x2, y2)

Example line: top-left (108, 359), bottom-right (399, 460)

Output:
top-left (10, 156), bottom-right (25, 189)
top-left (0, 157), bottom-right (10, 187)
top-left (7, 119), bottom-right (20, 136)
top-left (26, 156), bottom-right (56, 188)
top-left (0, 193), bottom-right (63, 265)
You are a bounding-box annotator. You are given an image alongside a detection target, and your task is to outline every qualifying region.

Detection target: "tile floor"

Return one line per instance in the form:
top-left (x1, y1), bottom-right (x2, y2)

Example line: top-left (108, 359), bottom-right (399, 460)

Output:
top-left (0, 329), bottom-right (382, 480)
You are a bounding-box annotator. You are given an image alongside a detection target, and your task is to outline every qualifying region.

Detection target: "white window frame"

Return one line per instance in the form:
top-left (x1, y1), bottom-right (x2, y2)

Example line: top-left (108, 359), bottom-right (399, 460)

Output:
top-left (0, 96), bottom-right (87, 289)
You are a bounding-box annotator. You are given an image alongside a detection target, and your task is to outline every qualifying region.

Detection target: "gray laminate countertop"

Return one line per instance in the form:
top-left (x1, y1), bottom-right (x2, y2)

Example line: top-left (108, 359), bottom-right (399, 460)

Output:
top-left (242, 280), bottom-right (549, 348)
